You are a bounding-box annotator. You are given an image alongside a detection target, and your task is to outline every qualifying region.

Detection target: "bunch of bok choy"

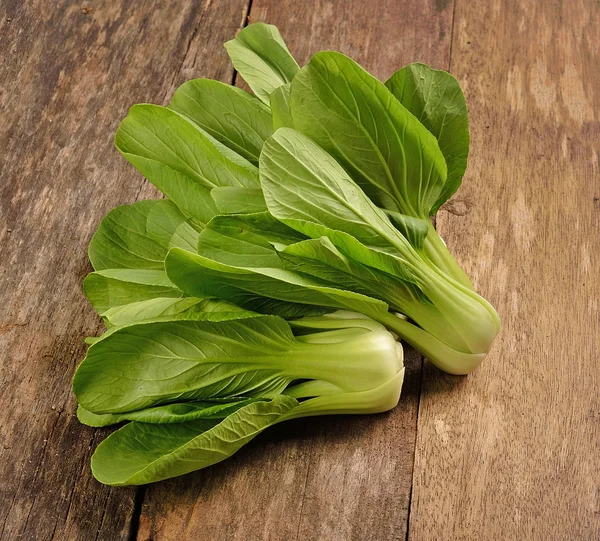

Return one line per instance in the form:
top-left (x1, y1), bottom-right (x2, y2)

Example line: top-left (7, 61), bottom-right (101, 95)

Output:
top-left (73, 22), bottom-right (499, 485)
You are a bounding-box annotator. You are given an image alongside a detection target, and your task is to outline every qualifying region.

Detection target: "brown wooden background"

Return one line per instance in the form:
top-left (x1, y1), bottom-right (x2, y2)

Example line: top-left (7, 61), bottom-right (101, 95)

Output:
top-left (1, 1), bottom-right (598, 540)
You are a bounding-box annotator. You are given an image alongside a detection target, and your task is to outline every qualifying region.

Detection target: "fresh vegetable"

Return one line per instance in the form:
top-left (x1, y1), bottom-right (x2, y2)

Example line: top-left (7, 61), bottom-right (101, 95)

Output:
top-left (74, 22), bottom-right (500, 485)
top-left (74, 313), bottom-right (404, 485)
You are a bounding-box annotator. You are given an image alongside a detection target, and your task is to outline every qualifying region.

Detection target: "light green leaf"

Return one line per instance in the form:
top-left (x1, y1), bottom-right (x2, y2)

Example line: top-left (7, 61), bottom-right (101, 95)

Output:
top-left (101, 297), bottom-right (205, 327)
top-left (260, 128), bottom-right (402, 247)
top-left (386, 63), bottom-right (469, 213)
top-left (77, 398), bottom-right (260, 427)
top-left (259, 128), bottom-right (422, 285)
top-left (383, 210), bottom-right (429, 250)
top-left (88, 200), bottom-right (169, 271)
top-left (115, 104), bottom-right (259, 189)
top-left (169, 79), bottom-right (272, 165)
top-left (166, 247), bottom-right (388, 321)
top-left (83, 267), bottom-right (202, 327)
top-left (224, 23), bottom-right (300, 104)
top-left (289, 52), bottom-right (447, 218)
top-left (280, 237), bottom-right (426, 311)
top-left (91, 396), bottom-right (297, 485)
top-left (84, 269), bottom-right (181, 314)
top-left (210, 187), bottom-right (267, 214)
top-left (146, 199), bottom-right (200, 252)
top-left (198, 212), bottom-right (305, 268)
top-left (270, 83), bottom-right (294, 130)
top-left (116, 154), bottom-right (218, 227)
top-left (73, 315), bottom-right (304, 413)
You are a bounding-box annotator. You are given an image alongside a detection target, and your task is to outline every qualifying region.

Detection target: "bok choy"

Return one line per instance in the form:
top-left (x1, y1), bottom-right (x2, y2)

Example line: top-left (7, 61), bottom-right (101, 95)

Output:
top-left (74, 22), bottom-right (500, 486)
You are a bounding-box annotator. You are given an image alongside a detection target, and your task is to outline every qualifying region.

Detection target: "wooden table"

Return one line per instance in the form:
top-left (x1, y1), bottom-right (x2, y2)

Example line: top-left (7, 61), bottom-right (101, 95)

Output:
top-left (1, 1), bottom-right (598, 539)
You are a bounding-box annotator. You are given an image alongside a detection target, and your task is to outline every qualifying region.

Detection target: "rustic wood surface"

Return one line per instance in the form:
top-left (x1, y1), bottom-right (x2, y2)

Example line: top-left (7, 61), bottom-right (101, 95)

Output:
top-left (0, 1), bottom-right (597, 541)
top-left (411, 1), bottom-right (600, 540)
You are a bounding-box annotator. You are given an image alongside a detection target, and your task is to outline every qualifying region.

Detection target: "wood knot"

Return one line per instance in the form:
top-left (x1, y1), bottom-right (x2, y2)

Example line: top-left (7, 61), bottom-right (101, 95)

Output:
top-left (440, 198), bottom-right (471, 216)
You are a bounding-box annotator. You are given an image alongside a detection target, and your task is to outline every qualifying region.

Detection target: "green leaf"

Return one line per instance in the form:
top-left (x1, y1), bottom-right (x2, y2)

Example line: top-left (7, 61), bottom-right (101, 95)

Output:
top-left (101, 297), bottom-right (205, 327)
top-left (77, 398), bottom-right (260, 427)
top-left (259, 128), bottom-right (422, 285)
top-left (73, 316), bottom-right (304, 413)
top-left (146, 199), bottom-right (200, 251)
top-left (84, 269), bottom-right (181, 314)
top-left (224, 23), bottom-right (300, 104)
top-left (85, 201), bottom-right (214, 326)
top-left (260, 128), bottom-right (401, 247)
top-left (385, 63), bottom-right (469, 213)
top-left (280, 237), bottom-right (426, 311)
top-left (210, 187), bottom-right (267, 214)
top-left (383, 210), bottom-right (429, 250)
top-left (169, 79), bottom-right (272, 165)
top-left (198, 212), bottom-right (305, 268)
top-left (115, 104), bottom-right (260, 190)
top-left (84, 268), bottom-right (201, 328)
top-left (88, 200), bottom-right (169, 271)
top-left (116, 155), bottom-right (218, 227)
top-left (91, 396), bottom-right (298, 485)
top-left (289, 52), bottom-right (447, 218)
top-left (166, 247), bottom-right (389, 321)
top-left (270, 83), bottom-right (294, 130)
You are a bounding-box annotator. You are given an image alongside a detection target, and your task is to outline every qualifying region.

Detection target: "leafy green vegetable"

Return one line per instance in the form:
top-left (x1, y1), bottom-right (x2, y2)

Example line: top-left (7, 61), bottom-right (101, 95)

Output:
top-left (77, 398), bottom-right (260, 427)
top-left (89, 200), bottom-right (171, 271)
top-left (385, 63), bottom-right (469, 213)
top-left (86, 200), bottom-right (206, 326)
top-left (210, 187), bottom-right (267, 215)
top-left (169, 79), bottom-right (273, 164)
top-left (91, 397), bottom-right (297, 485)
top-left (284, 52), bottom-right (472, 287)
top-left (259, 128), bottom-right (499, 359)
top-left (165, 247), bottom-right (384, 319)
top-left (76, 313), bottom-right (403, 485)
top-left (116, 105), bottom-right (260, 190)
top-left (288, 52), bottom-right (447, 219)
top-left (74, 22), bottom-right (500, 487)
top-left (224, 23), bottom-right (300, 104)
top-left (270, 83), bottom-right (294, 129)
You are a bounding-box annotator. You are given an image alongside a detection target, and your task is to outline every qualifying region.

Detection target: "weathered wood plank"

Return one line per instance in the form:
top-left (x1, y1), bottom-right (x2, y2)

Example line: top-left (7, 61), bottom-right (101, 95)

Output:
top-left (409, 1), bottom-right (600, 539)
top-left (137, 2), bottom-right (454, 540)
top-left (0, 1), bottom-right (248, 539)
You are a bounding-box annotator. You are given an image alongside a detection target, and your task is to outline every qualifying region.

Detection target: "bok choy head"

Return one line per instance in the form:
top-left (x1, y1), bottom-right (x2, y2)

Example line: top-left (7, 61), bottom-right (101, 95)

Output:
top-left (73, 312), bottom-right (404, 485)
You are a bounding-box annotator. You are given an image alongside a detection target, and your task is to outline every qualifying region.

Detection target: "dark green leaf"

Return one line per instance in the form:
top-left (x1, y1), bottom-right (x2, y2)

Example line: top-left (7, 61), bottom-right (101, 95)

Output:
top-left (289, 52), bottom-right (447, 218)
top-left (386, 63), bottom-right (469, 212)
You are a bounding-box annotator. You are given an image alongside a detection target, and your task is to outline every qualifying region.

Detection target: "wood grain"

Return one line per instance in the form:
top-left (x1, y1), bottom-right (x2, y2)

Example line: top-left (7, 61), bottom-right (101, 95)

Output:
top-left (136, 2), bottom-right (454, 540)
top-left (409, 1), bottom-right (600, 539)
top-left (0, 1), bottom-right (248, 539)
